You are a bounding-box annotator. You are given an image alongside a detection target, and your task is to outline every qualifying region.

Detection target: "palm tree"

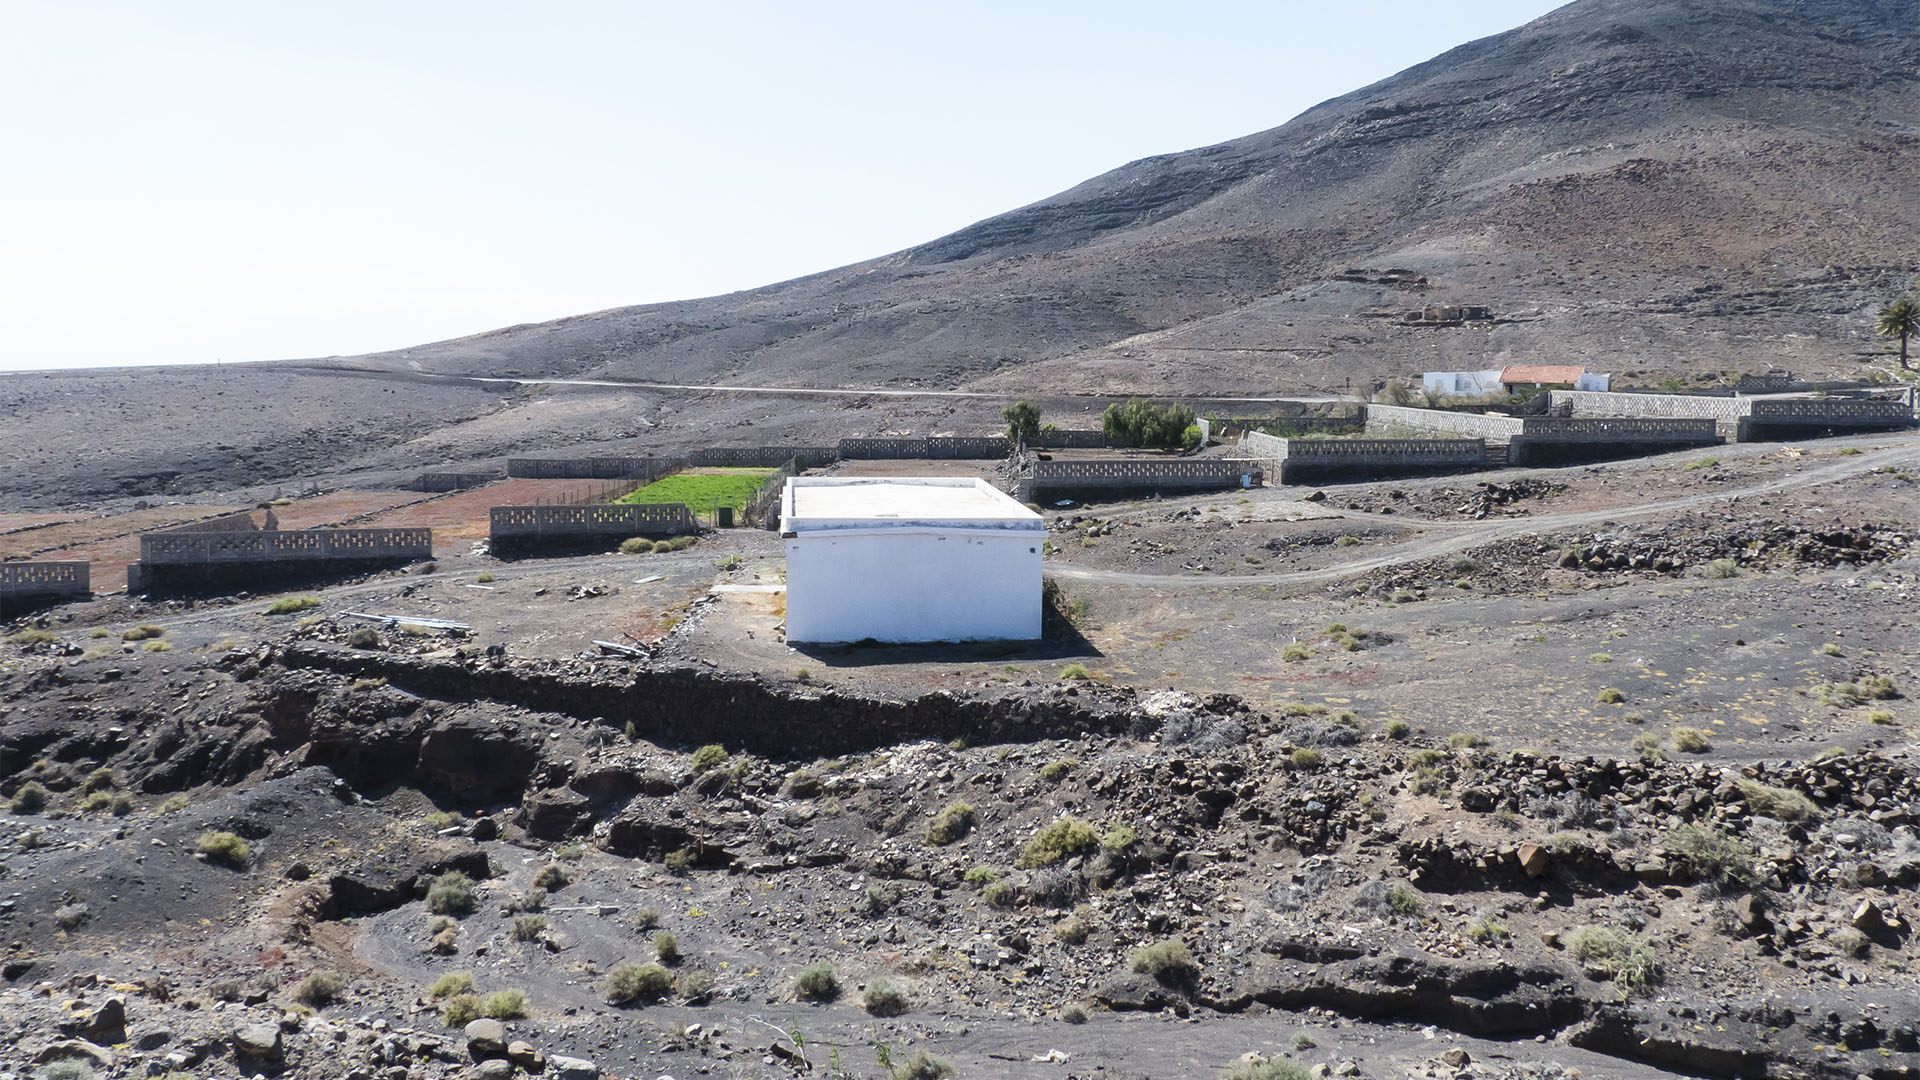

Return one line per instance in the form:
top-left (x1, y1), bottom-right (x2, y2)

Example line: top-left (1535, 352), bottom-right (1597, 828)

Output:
top-left (1878, 297), bottom-right (1918, 371)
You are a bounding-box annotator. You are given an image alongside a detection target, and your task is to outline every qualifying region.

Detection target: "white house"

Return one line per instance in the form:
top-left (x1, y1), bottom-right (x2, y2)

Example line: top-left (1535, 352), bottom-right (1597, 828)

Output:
top-left (780, 476), bottom-right (1044, 644)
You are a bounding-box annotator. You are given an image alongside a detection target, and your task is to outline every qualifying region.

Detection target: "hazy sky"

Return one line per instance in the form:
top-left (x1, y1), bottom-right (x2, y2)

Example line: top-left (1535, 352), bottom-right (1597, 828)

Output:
top-left (1, 1), bottom-right (1563, 372)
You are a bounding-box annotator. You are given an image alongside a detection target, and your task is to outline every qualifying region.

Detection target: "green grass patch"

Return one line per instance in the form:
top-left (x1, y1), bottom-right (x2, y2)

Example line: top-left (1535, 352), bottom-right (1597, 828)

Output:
top-left (617, 468), bottom-right (775, 514)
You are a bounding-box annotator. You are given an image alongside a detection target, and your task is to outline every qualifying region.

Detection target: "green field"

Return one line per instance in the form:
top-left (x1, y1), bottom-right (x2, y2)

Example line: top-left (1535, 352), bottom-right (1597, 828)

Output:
top-left (616, 468), bottom-right (777, 514)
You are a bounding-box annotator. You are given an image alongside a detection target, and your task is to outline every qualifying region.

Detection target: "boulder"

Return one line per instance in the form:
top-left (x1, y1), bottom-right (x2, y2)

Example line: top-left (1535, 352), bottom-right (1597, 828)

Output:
top-left (61, 995), bottom-right (126, 1045)
top-left (464, 1017), bottom-right (508, 1058)
top-left (234, 1022), bottom-right (284, 1060)
top-left (550, 1054), bottom-right (600, 1080)
top-left (507, 1039), bottom-right (545, 1069)
top-left (1516, 843), bottom-right (1548, 878)
top-left (1852, 898), bottom-right (1890, 934)
top-left (1733, 893), bottom-right (1766, 930)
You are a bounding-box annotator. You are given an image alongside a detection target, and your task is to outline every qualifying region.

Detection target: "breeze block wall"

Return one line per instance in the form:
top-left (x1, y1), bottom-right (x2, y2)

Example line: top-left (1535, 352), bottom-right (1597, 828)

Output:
top-left (488, 503), bottom-right (697, 553)
top-left (1019, 459), bottom-right (1263, 501)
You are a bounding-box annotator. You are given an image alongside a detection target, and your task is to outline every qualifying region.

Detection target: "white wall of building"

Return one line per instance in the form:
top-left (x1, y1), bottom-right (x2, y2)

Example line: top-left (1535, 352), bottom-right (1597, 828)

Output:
top-left (785, 528), bottom-right (1042, 643)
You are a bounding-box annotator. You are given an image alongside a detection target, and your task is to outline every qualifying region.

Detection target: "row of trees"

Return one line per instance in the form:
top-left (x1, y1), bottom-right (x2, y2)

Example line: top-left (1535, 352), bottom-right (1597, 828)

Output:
top-left (1002, 398), bottom-right (1202, 450)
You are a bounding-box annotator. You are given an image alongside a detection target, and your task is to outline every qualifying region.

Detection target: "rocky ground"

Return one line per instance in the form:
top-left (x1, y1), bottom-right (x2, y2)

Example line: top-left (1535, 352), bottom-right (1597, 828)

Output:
top-left (4, 431), bottom-right (1920, 1080)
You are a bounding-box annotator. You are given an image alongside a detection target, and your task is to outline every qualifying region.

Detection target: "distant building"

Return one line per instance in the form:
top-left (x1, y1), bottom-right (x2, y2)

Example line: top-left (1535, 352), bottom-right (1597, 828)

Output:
top-left (780, 477), bottom-right (1044, 644)
top-left (1424, 366), bottom-right (1610, 397)
top-left (1422, 369), bottom-right (1505, 397)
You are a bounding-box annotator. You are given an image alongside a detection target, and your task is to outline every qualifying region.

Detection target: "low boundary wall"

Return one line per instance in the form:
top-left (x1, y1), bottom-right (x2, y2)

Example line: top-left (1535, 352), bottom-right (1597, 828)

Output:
top-left (0, 562), bottom-right (90, 613)
top-left (690, 447), bottom-right (839, 468)
top-left (1737, 399), bottom-right (1916, 441)
top-left (1243, 431), bottom-right (1487, 484)
top-left (488, 503), bottom-right (696, 552)
top-left (414, 472), bottom-right (501, 492)
top-left (129, 526), bottom-right (434, 592)
top-left (838, 436), bottom-right (1014, 460)
top-left (1546, 390), bottom-right (1748, 424)
top-left (506, 457), bottom-right (684, 479)
top-left (1019, 459), bottom-right (1262, 501)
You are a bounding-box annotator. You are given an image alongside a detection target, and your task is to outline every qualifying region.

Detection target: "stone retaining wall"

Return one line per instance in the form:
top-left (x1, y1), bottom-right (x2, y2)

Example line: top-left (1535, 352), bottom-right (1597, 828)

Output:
top-left (414, 472), bottom-right (501, 492)
top-left (1738, 398), bottom-right (1917, 441)
top-left (1244, 431), bottom-right (1487, 484)
top-left (1366, 404), bottom-right (1526, 440)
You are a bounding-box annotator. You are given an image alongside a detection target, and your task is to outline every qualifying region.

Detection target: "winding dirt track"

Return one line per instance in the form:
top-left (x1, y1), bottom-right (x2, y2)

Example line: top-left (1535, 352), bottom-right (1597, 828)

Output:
top-left (1048, 434), bottom-right (1920, 589)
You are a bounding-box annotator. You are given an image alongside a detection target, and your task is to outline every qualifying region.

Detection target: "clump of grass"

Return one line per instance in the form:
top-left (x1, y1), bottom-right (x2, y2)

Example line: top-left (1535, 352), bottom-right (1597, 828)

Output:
top-left (291, 970), bottom-right (346, 1007)
top-left (1101, 823), bottom-right (1139, 853)
top-left (863, 977), bottom-right (909, 1017)
top-left (1589, 653), bottom-right (1613, 663)
top-left (476, 571), bottom-right (496, 583)
top-left (1667, 824), bottom-right (1759, 891)
top-left (512, 915), bottom-right (547, 942)
top-left (442, 993), bottom-right (480, 1027)
top-left (426, 871), bottom-right (477, 916)
top-left (1055, 912), bottom-right (1091, 945)
top-left (664, 849), bottom-right (693, 875)
top-left (1467, 917), bottom-right (1510, 944)
top-left (265, 596), bottom-right (321, 615)
top-left (427, 972), bottom-right (474, 999)
top-left (1385, 719), bottom-right (1410, 739)
top-left (794, 960), bottom-right (840, 1001)
top-left (679, 967), bottom-right (715, 1001)
top-left (9, 781), bottom-right (49, 814)
top-left (1386, 883), bottom-right (1423, 916)
top-left (1447, 732), bottom-right (1487, 749)
top-left (1219, 1055), bottom-right (1313, 1080)
top-left (1818, 642), bottom-right (1845, 657)
top-left (964, 866), bottom-right (1001, 888)
top-left (1289, 747), bottom-right (1322, 769)
top-left (632, 907), bottom-right (660, 931)
top-left (619, 537), bottom-right (654, 555)
top-left (691, 744), bottom-right (729, 772)
top-left (1016, 817), bottom-right (1100, 868)
top-left (650, 540), bottom-right (674, 554)
top-left (532, 862), bottom-right (571, 890)
top-left (554, 842), bottom-right (586, 861)
top-left (982, 879), bottom-right (1020, 907)
top-left (158, 793), bottom-right (190, 814)
top-left (6, 628), bottom-right (57, 646)
top-left (926, 800), bottom-right (975, 845)
top-left (121, 624), bottom-right (165, 641)
top-left (1039, 759), bottom-right (1077, 782)
top-left (1685, 457), bottom-right (1719, 470)
top-left (1281, 642), bottom-right (1313, 663)
top-left (1869, 710), bottom-right (1896, 725)
top-left (1130, 939), bottom-right (1197, 984)
top-left (890, 1051), bottom-right (957, 1080)
top-left (196, 830), bottom-right (250, 868)
top-left (480, 988), bottom-right (527, 1019)
top-left (653, 930), bottom-right (681, 965)
top-left (1596, 688), bottom-right (1625, 704)
top-left (1669, 727), bottom-right (1712, 753)
top-left (1565, 925), bottom-right (1662, 990)
top-left (143, 640), bottom-right (172, 653)
top-left (1060, 662), bottom-right (1092, 681)
top-left (1734, 778), bottom-right (1818, 822)
top-left (351, 677), bottom-right (386, 691)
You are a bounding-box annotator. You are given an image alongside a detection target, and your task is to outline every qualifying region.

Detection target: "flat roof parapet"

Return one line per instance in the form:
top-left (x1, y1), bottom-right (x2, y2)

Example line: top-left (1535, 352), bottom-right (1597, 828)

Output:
top-left (782, 476), bottom-right (1043, 534)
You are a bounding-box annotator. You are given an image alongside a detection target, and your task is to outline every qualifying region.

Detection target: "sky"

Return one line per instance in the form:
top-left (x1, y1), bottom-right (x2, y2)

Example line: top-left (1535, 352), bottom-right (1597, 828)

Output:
top-left (0, 1), bottom-right (1564, 371)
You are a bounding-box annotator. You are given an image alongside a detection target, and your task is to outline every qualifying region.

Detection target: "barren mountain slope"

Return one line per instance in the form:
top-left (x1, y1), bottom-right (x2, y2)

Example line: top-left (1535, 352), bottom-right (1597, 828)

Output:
top-left (352, 0), bottom-right (1920, 392)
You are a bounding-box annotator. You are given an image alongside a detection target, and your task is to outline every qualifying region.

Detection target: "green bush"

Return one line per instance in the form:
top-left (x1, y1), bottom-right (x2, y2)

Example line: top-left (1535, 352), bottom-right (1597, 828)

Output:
top-left (41, 1062), bottom-right (100, 1080)
top-left (476, 572), bottom-right (496, 583)
top-left (441, 993), bottom-right (480, 1027)
top-left (653, 930), bottom-right (680, 965)
top-left (794, 960), bottom-right (839, 1001)
top-left (1003, 400), bottom-right (1043, 441)
top-left (650, 540), bottom-right (674, 554)
top-left (1281, 642), bottom-right (1313, 663)
top-left (619, 537), bottom-right (653, 554)
top-left (196, 831), bottom-right (250, 868)
top-left (863, 977), bottom-right (909, 1016)
top-left (427, 972), bottom-right (474, 999)
top-left (1385, 719), bottom-right (1410, 739)
top-left (605, 962), bottom-right (675, 1005)
top-left (532, 862), bottom-right (571, 890)
top-left (265, 596), bottom-right (321, 615)
top-left (121, 624), bottom-right (165, 641)
top-left (982, 879), bottom-right (1020, 907)
top-left (292, 970), bottom-right (346, 1006)
top-left (426, 871), bottom-right (477, 916)
top-left (1596, 688), bottom-right (1625, 704)
top-left (1130, 939), bottom-right (1197, 983)
top-left (9, 781), bottom-right (49, 814)
top-left (1467, 918), bottom-right (1510, 943)
top-left (480, 988), bottom-right (527, 1019)
top-left (1060, 662), bottom-right (1092, 681)
top-left (679, 967), bottom-right (715, 1001)
top-left (1387, 883), bottom-right (1423, 916)
top-left (927, 800), bottom-right (975, 845)
top-left (1039, 758), bottom-right (1077, 782)
top-left (1101, 397), bottom-right (1198, 449)
top-left (158, 793), bottom-right (190, 814)
top-left (691, 744), bottom-right (729, 772)
top-left (1017, 817), bottom-right (1100, 868)
top-left (1566, 925), bottom-right (1662, 990)
top-left (1448, 733), bottom-right (1487, 749)
top-left (1289, 748), bottom-right (1322, 769)
top-left (964, 866), bottom-right (1001, 888)
top-left (554, 842), bottom-right (586, 861)
top-left (633, 907), bottom-right (660, 931)
top-left (512, 915), bottom-right (547, 942)
top-left (1055, 913), bottom-right (1090, 944)
top-left (6, 628), bottom-right (57, 646)
top-left (1101, 823), bottom-right (1139, 853)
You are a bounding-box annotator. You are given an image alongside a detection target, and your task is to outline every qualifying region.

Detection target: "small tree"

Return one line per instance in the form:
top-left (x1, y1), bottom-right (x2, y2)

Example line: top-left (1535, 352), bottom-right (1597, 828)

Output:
top-left (1877, 296), bottom-right (1918, 371)
top-left (1002, 400), bottom-right (1043, 443)
top-left (1100, 397), bottom-right (1197, 449)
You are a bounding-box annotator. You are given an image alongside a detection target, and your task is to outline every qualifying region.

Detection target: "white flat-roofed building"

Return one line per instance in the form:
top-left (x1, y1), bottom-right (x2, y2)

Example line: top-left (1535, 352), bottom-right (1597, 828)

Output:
top-left (780, 476), bottom-right (1044, 643)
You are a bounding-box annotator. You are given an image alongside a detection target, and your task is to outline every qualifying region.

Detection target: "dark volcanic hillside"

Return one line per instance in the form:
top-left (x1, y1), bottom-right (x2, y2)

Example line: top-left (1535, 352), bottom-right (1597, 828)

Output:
top-left (355, 0), bottom-right (1920, 394)
top-left (5, 0), bottom-right (1919, 509)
